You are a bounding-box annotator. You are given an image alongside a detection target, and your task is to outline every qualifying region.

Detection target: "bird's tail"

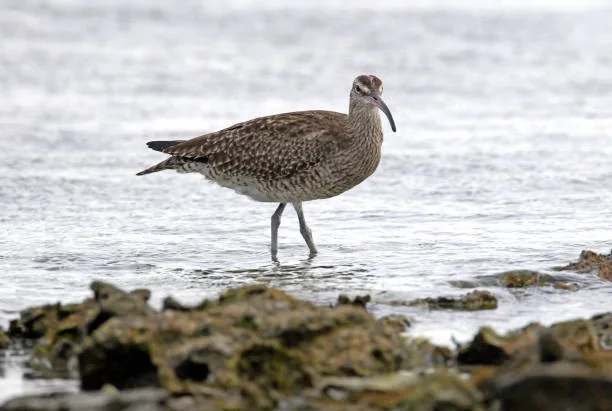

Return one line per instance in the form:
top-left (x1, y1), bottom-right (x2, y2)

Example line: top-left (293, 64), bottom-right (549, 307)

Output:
top-left (136, 157), bottom-right (184, 176)
top-left (136, 140), bottom-right (187, 176)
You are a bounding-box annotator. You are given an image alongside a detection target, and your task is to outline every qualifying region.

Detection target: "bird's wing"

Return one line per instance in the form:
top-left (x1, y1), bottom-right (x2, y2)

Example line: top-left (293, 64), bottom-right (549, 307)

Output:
top-left (162, 110), bottom-right (348, 180)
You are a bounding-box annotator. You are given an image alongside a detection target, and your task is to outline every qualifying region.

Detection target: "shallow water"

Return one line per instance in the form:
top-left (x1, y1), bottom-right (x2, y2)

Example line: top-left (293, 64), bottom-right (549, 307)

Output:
top-left (1, 0), bottom-right (612, 402)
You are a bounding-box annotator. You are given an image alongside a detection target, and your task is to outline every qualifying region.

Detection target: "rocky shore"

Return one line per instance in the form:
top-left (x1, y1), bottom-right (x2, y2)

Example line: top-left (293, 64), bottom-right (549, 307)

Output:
top-left (1, 250), bottom-right (611, 410)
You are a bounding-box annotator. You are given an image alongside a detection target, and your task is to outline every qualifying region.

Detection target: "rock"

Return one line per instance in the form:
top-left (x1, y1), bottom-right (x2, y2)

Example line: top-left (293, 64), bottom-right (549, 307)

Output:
top-left (17, 304), bottom-right (62, 339)
top-left (550, 318), bottom-right (600, 355)
top-left (453, 270), bottom-right (580, 290)
top-left (400, 337), bottom-right (454, 370)
top-left (552, 281), bottom-right (579, 291)
top-left (14, 282), bottom-right (156, 380)
top-left (336, 294), bottom-right (371, 309)
top-left (554, 249), bottom-right (612, 281)
top-left (458, 313), bottom-right (611, 369)
top-left (6, 279), bottom-right (612, 411)
top-left (490, 362), bottom-right (612, 411)
top-left (497, 270), bottom-right (558, 288)
top-left (129, 289), bottom-right (151, 303)
top-left (391, 290), bottom-right (498, 311)
top-left (0, 388), bottom-right (169, 411)
top-left (162, 296), bottom-right (209, 312)
top-left (0, 328), bottom-right (10, 349)
top-left (312, 371), bottom-right (484, 410)
top-left (162, 297), bottom-right (190, 311)
top-left (457, 323), bottom-right (543, 366)
top-left (591, 312), bottom-right (612, 350)
top-left (375, 315), bottom-right (412, 333)
top-left (90, 281), bottom-right (154, 321)
top-left (459, 315), bottom-right (608, 368)
top-left (8, 319), bottom-right (25, 338)
top-left (463, 313), bottom-right (612, 410)
top-left (76, 283), bottom-right (413, 409)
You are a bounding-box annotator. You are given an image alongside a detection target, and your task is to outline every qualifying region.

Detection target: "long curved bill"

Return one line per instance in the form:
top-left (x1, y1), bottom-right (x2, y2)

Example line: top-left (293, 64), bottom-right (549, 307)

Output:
top-left (370, 92), bottom-right (397, 132)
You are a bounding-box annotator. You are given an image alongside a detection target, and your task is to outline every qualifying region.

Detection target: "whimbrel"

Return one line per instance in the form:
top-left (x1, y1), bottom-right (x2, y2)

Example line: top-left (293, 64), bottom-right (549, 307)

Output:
top-left (137, 74), bottom-right (396, 259)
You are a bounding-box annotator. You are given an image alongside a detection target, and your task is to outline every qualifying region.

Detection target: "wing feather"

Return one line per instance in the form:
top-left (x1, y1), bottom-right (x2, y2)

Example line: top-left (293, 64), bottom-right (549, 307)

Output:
top-left (162, 110), bottom-right (348, 180)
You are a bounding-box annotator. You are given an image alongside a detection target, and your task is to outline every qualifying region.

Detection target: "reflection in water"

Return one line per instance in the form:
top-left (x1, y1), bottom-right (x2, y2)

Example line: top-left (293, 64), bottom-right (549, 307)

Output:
top-left (174, 257), bottom-right (374, 297)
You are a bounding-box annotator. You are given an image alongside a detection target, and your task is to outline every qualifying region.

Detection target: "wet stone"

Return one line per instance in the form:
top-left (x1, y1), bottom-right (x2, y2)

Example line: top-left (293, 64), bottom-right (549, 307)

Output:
top-left (554, 249), bottom-right (612, 281)
top-left (398, 290), bottom-right (498, 311)
top-left (6, 278), bottom-right (612, 411)
top-left (336, 294), bottom-right (371, 309)
top-left (313, 371), bottom-right (484, 411)
top-left (455, 270), bottom-right (579, 290)
top-left (552, 281), bottom-right (579, 291)
top-left (8, 319), bottom-right (25, 338)
top-left (0, 328), bottom-right (10, 349)
top-left (591, 312), bottom-right (612, 350)
top-left (491, 362), bottom-right (612, 411)
top-left (18, 304), bottom-right (61, 339)
top-left (162, 296), bottom-right (209, 312)
top-left (497, 270), bottom-right (556, 288)
top-left (457, 323), bottom-right (543, 366)
top-left (375, 315), bottom-right (412, 333)
top-left (130, 288), bottom-right (152, 303)
top-left (10, 282), bottom-right (160, 381)
top-left (70, 282), bottom-right (414, 409)
top-left (400, 337), bottom-right (454, 369)
top-left (0, 388), bottom-right (169, 411)
top-left (91, 281), bottom-right (154, 318)
top-left (459, 316), bottom-right (607, 368)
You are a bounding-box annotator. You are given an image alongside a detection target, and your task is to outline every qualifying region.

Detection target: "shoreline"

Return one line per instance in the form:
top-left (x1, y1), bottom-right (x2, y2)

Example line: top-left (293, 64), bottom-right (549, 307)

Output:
top-left (0, 249), bottom-right (610, 410)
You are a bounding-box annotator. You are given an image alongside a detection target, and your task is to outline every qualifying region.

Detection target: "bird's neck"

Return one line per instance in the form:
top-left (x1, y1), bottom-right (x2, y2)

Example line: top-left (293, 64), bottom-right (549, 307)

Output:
top-left (343, 102), bottom-right (384, 182)
top-left (347, 102), bottom-right (383, 147)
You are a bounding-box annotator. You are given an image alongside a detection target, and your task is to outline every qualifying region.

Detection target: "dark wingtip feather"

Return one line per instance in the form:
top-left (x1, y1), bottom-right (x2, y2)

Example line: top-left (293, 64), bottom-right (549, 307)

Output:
top-left (146, 140), bottom-right (182, 152)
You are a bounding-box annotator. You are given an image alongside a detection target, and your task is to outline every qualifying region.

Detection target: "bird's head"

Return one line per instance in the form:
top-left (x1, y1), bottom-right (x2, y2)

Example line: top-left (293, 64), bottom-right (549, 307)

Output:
top-left (351, 74), bottom-right (396, 132)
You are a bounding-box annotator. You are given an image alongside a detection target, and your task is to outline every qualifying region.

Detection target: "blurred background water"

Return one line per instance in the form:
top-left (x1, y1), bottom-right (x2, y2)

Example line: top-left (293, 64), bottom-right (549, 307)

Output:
top-left (1, 0), bottom-right (611, 401)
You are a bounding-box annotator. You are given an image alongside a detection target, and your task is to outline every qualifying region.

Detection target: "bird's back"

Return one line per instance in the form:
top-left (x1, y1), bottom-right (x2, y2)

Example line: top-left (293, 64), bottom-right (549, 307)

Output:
top-left (138, 110), bottom-right (360, 202)
top-left (170, 110), bottom-right (348, 178)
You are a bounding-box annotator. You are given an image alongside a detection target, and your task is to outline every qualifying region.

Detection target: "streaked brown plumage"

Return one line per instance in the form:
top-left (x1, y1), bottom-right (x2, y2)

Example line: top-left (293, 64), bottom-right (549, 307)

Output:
top-left (137, 74), bottom-right (396, 259)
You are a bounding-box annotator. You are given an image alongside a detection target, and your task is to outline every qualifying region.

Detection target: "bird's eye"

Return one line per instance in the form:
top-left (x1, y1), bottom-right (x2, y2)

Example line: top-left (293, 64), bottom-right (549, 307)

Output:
top-left (355, 84), bottom-right (364, 94)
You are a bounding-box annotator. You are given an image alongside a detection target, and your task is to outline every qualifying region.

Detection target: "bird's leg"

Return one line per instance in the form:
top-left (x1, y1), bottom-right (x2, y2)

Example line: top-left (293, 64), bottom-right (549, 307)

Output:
top-left (292, 202), bottom-right (318, 257)
top-left (271, 203), bottom-right (286, 260)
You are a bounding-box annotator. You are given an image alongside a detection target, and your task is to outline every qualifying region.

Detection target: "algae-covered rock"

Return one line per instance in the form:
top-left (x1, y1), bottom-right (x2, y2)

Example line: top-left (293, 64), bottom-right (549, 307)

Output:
top-left (395, 290), bottom-right (498, 311)
top-left (336, 294), bottom-right (371, 309)
top-left (399, 337), bottom-right (453, 370)
top-left (0, 387), bottom-right (169, 411)
top-left (554, 249), bottom-right (612, 281)
top-left (7, 278), bottom-right (612, 411)
top-left (552, 281), bottom-right (579, 291)
top-left (457, 323), bottom-right (543, 365)
top-left (461, 312), bottom-right (612, 410)
top-left (17, 304), bottom-right (62, 339)
top-left (0, 328), bottom-right (10, 349)
top-left (311, 371), bottom-right (484, 411)
top-left (75, 283), bottom-right (414, 409)
top-left (497, 270), bottom-right (558, 288)
top-left (16, 282), bottom-right (157, 380)
top-left (550, 318), bottom-right (600, 355)
top-left (375, 315), bottom-right (412, 333)
top-left (591, 312), bottom-right (612, 350)
top-left (458, 316), bottom-right (607, 368)
top-left (490, 362), bottom-right (612, 411)
top-left (451, 270), bottom-right (579, 290)
top-left (88, 281), bottom-right (154, 331)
